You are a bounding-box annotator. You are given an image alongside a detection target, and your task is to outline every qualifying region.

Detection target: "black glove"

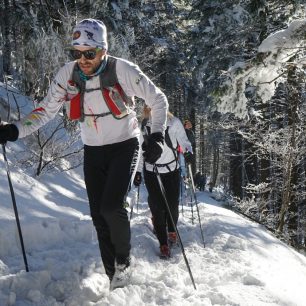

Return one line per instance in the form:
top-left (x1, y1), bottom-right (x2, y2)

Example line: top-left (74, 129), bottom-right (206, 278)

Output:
top-left (184, 151), bottom-right (193, 164)
top-left (142, 132), bottom-right (164, 164)
top-left (0, 124), bottom-right (19, 144)
top-left (133, 171), bottom-right (142, 186)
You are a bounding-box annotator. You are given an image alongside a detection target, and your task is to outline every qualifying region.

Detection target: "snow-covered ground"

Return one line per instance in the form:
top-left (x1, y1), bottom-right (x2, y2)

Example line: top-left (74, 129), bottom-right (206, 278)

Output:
top-left (0, 147), bottom-right (306, 306)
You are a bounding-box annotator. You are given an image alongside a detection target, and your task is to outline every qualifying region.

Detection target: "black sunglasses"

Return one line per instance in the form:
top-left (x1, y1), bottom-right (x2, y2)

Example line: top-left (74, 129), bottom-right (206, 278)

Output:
top-left (70, 48), bottom-right (100, 60)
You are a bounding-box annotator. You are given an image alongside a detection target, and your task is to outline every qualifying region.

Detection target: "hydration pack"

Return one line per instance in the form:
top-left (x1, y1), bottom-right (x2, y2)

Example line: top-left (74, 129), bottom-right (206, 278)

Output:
top-left (65, 56), bottom-right (135, 122)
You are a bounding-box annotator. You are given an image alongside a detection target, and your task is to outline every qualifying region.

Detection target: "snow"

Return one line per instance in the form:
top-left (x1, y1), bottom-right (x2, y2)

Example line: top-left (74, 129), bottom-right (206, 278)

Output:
top-left (218, 19), bottom-right (306, 118)
top-left (258, 20), bottom-right (306, 54)
top-left (1, 148), bottom-right (306, 306)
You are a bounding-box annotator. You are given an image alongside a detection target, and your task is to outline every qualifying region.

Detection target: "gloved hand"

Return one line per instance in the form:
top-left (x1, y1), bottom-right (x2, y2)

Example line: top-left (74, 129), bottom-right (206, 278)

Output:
top-left (133, 172), bottom-right (142, 186)
top-left (0, 123), bottom-right (19, 144)
top-left (184, 151), bottom-right (193, 164)
top-left (142, 132), bottom-right (164, 164)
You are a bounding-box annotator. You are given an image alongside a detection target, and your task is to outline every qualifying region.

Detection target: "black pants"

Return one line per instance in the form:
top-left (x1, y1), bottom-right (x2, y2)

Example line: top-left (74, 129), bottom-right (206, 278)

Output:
top-left (144, 169), bottom-right (180, 246)
top-left (84, 137), bottom-right (139, 280)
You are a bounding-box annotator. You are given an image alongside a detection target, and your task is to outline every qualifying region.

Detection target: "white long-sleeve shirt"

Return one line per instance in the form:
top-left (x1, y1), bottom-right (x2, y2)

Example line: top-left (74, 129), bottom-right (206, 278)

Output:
top-left (15, 56), bottom-right (168, 146)
top-left (138, 115), bottom-right (192, 174)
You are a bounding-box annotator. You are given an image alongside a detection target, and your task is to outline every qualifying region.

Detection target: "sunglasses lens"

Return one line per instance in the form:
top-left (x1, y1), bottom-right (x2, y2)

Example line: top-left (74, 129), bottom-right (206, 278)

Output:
top-left (83, 50), bottom-right (97, 59)
top-left (70, 50), bottom-right (82, 60)
top-left (69, 49), bottom-right (98, 60)
top-left (83, 50), bottom-right (97, 60)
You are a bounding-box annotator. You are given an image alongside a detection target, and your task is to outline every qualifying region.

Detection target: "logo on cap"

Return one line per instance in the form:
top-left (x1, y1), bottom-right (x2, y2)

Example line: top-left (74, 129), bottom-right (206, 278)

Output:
top-left (73, 31), bottom-right (81, 40)
top-left (85, 30), bottom-right (96, 41)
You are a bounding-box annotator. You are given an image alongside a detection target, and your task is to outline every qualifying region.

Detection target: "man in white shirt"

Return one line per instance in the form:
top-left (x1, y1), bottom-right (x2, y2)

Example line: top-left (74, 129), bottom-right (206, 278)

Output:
top-left (0, 18), bottom-right (168, 290)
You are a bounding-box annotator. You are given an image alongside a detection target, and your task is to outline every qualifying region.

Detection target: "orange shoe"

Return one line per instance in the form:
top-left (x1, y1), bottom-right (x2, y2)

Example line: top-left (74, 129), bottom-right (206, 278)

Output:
top-left (159, 244), bottom-right (171, 259)
top-left (168, 232), bottom-right (177, 246)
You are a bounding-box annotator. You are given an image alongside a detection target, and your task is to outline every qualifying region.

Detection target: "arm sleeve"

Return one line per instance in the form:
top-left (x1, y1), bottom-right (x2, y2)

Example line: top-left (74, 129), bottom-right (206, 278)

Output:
top-left (173, 117), bottom-right (193, 153)
top-left (15, 65), bottom-right (70, 138)
top-left (116, 59), bottom-right (168, 135)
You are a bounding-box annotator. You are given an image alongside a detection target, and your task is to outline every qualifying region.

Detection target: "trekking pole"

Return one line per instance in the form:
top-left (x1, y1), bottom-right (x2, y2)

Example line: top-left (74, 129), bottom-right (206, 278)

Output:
top-left (154, 165), bottom-right (197, 290)
top-left (0, 140), bottom-right (29, 271)
top-left (136, 185), bottom-right (140, 214)
top-left (1, 93), bottom-right (29, 272)
top-left (186, 167), bottom-right (195, 224)
top-left (187, 164), bottom-right (206, 248)
top-left (180, 176), bottom-right (184, 216)
top-left (189, 180), bottom-right (195, 224)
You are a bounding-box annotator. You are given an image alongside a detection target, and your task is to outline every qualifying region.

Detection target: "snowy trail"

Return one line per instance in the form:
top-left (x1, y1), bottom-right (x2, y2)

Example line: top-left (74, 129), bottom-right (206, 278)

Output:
top-left (1, 167), bottom-right (306, 305)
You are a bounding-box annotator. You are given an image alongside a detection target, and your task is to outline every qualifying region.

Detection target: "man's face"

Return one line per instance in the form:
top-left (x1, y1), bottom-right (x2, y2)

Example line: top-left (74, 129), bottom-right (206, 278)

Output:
top-left (73, 46), bottom-right (106, 75)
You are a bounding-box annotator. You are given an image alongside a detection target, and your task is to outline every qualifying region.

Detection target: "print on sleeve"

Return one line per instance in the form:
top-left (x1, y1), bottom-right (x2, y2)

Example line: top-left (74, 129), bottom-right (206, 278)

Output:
top-left (24, 107), bottom-right (46, 126)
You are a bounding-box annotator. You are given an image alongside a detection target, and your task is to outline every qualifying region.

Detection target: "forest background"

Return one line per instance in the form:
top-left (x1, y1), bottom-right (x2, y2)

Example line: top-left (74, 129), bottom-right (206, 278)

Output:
top-left (0, 0), bottom-right (305, 253)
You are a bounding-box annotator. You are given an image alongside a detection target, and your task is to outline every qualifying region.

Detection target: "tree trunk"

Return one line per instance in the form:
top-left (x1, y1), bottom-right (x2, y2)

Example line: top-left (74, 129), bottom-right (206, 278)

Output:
top-left (1, 0), bottom-right (12, 78)
top-left (212, 145), bottom-right (219, 187)
top-left (277, 65), bottom-right (298, 232)
top-left (278, 151), bottom-right (294, 232)
top-left (229, 131), bottom-right (243, 198)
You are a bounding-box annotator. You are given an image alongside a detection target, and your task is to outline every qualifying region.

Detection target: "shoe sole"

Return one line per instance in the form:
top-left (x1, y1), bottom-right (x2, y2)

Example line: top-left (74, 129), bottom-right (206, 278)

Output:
top-left (159, 253), bottom-right (171, 260)
top-left (159, 256), bottom-right (170, 260)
